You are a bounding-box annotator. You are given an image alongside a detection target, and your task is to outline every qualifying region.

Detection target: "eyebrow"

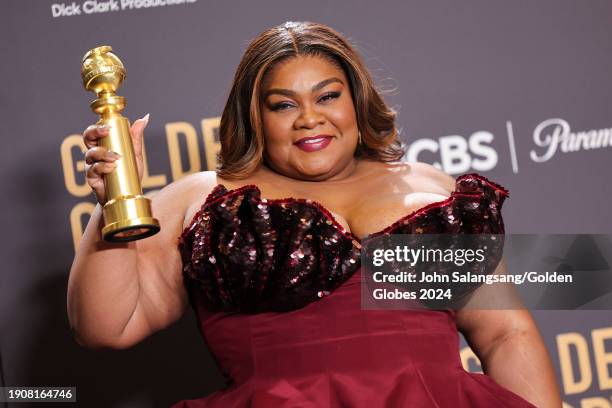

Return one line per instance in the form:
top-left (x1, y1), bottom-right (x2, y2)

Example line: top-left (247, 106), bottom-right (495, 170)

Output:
top-left (263, 77), bottom-right (344, 99)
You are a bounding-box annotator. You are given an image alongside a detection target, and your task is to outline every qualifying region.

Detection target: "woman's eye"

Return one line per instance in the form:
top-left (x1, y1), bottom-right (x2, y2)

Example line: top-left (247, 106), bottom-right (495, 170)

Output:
top-left (270, 102), bottom-right (294, 111)
top-left (318, 92), bottom-right (341, 103)
top-left (269, 92), bottom-right (340, 111)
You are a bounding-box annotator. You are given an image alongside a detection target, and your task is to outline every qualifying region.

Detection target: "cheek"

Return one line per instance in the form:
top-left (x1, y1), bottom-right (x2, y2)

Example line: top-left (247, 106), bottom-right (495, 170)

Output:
top-left (261, 112), bottom-right (294, 164)
top-left (328, 100), bottom-right (357, 131)
top-left (262, 111), bottom-right (294, 144)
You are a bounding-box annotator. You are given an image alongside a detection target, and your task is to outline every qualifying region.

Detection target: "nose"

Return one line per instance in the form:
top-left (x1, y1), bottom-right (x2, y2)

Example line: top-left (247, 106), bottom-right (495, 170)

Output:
top-left (294, 104), bottom-right (326, 130)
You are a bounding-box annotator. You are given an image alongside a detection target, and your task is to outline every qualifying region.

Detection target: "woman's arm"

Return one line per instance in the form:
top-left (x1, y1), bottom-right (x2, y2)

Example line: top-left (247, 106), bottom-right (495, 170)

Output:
top-left (456, 268), bottom-right (563, 407)
top-left (419, 163), bottom-right (561, 405)
top-left (67, 138), bottom-right (217, 350)
top-left (68, 176), bottom-right (184, 349)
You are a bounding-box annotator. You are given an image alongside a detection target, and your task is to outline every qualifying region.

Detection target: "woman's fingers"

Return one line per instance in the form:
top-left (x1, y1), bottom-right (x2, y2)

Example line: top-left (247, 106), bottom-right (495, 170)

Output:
top-left (82, 124), bottom-right (110, 149)
top-left (82, 113), bottom-right (149, 204)
top-left (83, 124), bottom-right (114, 204)
top-left (129, 113), bottom-right (149, 156)
top-left (85, 161), bottom-right (117, 204)
top-left (85, 146), bottom-right (121, 165)
top-left (82, 113), bottom-right (148, 153)
top-left (129, 113), bottom-right (149, 180)
top-left (85, 161), bottom-right (117, 178)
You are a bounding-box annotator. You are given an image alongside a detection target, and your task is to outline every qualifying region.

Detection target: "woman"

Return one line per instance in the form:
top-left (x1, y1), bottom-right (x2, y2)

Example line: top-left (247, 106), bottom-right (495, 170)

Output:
top-left (68, 21), bottom-right (561, 407)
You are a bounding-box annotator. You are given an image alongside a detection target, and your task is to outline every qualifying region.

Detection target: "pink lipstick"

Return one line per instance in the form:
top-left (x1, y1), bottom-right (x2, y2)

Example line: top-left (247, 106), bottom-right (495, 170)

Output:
top-left (294, 135), bottom-right (333, 152)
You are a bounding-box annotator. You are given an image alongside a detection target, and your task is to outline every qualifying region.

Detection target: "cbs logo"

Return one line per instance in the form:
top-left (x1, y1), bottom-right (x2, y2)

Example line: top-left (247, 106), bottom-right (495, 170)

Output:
top-left (405, 131), bottom-right (499, 174)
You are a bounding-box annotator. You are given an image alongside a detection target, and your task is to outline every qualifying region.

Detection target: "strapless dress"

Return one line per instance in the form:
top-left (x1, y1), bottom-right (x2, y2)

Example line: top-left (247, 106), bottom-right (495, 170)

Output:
top-left (172, 173), bottom-right (536, 407)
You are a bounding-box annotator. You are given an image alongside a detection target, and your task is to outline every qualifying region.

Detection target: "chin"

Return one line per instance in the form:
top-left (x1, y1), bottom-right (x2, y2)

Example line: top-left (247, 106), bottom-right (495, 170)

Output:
top-left (294, 166), bottom-right (334, 180)
top-left (292, 156), bottom-right (338, 178)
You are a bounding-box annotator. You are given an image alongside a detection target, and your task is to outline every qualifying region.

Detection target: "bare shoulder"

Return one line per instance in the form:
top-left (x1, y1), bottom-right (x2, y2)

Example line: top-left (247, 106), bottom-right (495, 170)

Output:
top-left (357, 160), bottom-right (456, 197)
top-left (139, 171), bottom-right (220, 238)
top-left (147, 170), bottom-right (218, 203)
top-left (404, 162), bottom-right (456, 194)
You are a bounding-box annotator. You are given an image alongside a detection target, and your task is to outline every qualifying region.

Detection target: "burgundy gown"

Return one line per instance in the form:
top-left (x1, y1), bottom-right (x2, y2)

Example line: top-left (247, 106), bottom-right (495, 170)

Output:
top-left (173, 173), bottom-right (536, 407)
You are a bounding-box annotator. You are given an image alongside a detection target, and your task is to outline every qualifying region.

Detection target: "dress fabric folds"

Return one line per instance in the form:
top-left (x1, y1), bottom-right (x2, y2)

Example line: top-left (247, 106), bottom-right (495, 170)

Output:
top-left (173, 173), bottom-right (536, 407)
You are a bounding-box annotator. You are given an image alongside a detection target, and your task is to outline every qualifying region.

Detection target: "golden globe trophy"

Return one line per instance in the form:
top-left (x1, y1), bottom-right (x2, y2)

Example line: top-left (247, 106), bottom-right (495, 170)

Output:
top-left (81, 45), bottom-right (160, 242)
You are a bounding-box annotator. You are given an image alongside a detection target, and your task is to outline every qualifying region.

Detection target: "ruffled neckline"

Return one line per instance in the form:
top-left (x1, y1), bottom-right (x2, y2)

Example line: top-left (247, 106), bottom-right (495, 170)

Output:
top-left (180, 172), bottom-right (509, 246)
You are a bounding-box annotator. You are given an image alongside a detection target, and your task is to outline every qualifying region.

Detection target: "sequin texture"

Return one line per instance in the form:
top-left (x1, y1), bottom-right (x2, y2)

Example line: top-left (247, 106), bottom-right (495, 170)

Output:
top-left (178, 173), bottom-right (509, 314)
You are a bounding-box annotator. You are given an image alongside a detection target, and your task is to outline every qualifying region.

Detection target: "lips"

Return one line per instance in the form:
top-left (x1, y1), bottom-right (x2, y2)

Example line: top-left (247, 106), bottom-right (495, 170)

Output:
top-left (294, 135), bottom-right (333, 152)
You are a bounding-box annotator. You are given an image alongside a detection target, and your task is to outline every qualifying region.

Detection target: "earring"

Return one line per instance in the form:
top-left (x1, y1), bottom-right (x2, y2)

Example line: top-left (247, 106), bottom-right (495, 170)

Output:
top-left (358, 131), bottom-right (362, 145)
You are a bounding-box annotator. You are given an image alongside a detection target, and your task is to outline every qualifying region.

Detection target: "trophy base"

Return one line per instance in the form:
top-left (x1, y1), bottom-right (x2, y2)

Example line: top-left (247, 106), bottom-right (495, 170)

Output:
top-left (102, 217), bottom-right (160, 242)
top-left (102, 194), bottom-right (160, 242)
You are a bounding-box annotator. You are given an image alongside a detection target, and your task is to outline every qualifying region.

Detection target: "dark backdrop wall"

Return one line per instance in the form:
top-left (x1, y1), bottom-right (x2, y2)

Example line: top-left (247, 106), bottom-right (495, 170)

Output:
top-left (1, 1), bottom-right (611, 407)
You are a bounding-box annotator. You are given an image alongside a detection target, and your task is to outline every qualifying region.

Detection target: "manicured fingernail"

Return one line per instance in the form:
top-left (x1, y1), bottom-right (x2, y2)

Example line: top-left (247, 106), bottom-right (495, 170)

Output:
top-left (98, 124), bottom-right (111, 133)
top-left (106, 150), bottom-right (121, 159)
top-left (142, 113), bottom-right (150, 127)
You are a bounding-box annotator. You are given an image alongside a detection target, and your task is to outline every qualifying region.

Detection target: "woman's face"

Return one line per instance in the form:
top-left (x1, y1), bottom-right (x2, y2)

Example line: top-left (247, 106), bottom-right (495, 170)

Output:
top-left (260, 55), bottom-right (359, 181)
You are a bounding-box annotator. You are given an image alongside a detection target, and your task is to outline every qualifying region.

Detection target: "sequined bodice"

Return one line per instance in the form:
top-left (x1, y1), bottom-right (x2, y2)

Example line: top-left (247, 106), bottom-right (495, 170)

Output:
top-left (178, 173), bottom-right (509, 314)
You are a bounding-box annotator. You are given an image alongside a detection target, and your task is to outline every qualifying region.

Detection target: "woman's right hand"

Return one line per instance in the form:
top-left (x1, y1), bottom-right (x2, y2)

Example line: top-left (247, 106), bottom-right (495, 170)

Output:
top-left (82, 113), bottom-right (150, 205)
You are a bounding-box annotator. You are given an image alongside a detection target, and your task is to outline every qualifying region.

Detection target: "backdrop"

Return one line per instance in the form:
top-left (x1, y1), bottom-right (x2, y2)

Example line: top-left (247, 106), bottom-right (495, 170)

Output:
top-left (1, 0), bottom-right (611, 407)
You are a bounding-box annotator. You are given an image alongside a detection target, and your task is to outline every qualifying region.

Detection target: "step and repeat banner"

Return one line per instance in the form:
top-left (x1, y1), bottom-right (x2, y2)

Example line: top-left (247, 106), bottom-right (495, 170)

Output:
top-left (1, 0), bottom-right (611, 406)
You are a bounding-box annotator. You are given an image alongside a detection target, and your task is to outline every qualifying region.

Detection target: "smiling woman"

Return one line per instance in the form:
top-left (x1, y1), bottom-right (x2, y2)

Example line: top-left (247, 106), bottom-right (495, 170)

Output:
top-left (68, 21), bottom-right (561, 408)
top-left (216, 21), bottom-right (403, 181)
top-left (260, 55), bottom-right (361, 180)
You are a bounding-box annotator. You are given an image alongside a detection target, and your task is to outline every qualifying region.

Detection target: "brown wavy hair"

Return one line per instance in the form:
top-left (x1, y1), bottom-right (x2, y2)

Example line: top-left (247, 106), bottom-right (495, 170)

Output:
top-left (217, 21), bottom-right (404, 179)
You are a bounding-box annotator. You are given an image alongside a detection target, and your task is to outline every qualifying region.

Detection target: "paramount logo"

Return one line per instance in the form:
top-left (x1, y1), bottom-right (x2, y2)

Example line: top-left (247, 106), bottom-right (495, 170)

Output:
top-left (51, 0), bottom-right (197, 17)
top-left (530, 118), bottom-right (612, 163)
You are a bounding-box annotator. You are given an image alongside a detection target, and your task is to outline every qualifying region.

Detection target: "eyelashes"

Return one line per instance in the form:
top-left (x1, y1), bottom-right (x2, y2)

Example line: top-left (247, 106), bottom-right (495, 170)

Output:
top-left (319, 91), bottom-right (341, 102)
top-left (270, 91), bottom-right (341, 111)
top-left (270, 102), bottom-right (293, 111)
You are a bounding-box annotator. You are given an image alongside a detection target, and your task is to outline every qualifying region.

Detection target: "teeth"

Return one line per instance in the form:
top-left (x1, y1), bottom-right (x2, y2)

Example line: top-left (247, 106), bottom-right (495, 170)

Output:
top-left (303, 138), bottom-right (325, 144)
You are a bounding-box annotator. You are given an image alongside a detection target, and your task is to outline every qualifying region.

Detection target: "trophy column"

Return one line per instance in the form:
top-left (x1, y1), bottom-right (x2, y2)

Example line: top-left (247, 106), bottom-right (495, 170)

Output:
top-left (81, 46), bottom-right (160, 242)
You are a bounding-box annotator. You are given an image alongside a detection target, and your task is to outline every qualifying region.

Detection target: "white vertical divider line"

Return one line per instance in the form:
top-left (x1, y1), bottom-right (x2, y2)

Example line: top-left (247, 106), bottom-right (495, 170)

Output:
top-left (506, 120), bottom-right (519, 174)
